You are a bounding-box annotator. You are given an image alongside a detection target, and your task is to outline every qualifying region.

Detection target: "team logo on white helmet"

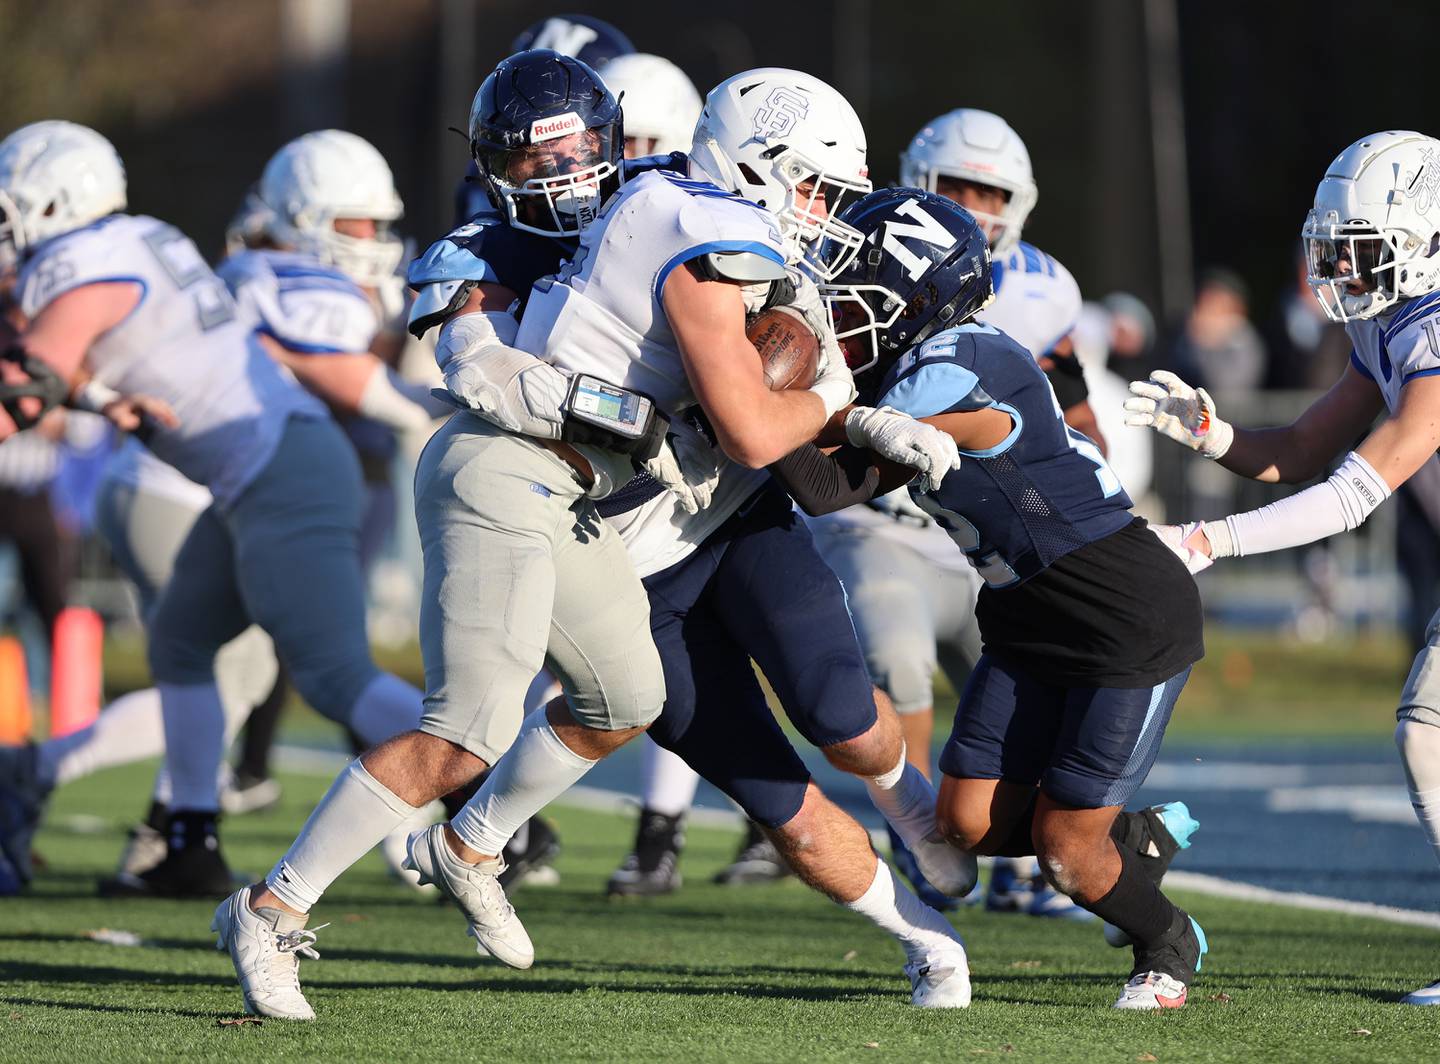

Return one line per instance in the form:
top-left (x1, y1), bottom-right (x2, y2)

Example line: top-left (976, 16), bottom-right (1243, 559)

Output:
top-left (752, 88), bottom-right (811, 140)
top-left (1303, 130), bottom-right (1440, 322)
top-left (256, 129), bottom-right (405, 287)
top-left (899, 108), bottom-right (1037, 256)
top-left (688, 68), bottom-right (871, 280)
top-left (0, 120), bottom-right (127, 271)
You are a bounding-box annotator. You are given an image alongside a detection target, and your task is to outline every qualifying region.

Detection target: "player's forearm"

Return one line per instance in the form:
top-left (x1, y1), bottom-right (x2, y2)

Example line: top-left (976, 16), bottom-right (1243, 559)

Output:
top-left (709, 388), bottom-right (827, 469)
top-left (276, 350), bottom-right (373, 412)
top-left (1215, 424), bottom-right (1324, 484)
top-left (1062, 401), bottom-right (1107, 457)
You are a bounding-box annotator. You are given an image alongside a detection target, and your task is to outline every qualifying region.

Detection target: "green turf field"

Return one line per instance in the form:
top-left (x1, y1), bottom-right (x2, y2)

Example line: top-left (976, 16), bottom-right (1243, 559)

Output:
top-left (94, 626), bottom-right (1419, 750)
top-left (3, 761), bottom-right (1438, 1064)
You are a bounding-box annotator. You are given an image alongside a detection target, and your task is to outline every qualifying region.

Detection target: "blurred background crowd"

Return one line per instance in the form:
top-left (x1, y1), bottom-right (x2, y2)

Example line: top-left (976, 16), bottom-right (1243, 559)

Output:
top-left (2, 0), bottom-right (1439, 711)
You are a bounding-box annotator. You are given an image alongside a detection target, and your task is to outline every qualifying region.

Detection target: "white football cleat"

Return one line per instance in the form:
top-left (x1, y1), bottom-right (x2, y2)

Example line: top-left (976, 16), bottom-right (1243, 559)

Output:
top-left (1401, 979), bottom-right (1440, 1005)
top-left (1113, 971), bottom-right (1189, 1010)
top-left (404, 824), bottom-right (534, 970)
top-left (910, 834), bottom-right (979, 898)
top-left (906, 946), bottom-right (972, 1008)
top-left (211, 886), bottom-right (324, 1021)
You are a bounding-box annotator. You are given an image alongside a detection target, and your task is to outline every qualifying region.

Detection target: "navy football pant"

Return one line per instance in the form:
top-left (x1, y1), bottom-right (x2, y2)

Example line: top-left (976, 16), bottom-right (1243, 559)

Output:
top-left (645, 486), bottom-right (879, 827)
top-left (940, 653), bottom-right (1191, 809)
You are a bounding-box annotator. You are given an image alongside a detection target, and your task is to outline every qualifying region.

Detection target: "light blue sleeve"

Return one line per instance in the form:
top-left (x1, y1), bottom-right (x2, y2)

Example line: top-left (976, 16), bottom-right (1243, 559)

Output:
top-left (406, 230), bottom-right (501, 287)
top-left (879, 362), bottom-right (986, 420)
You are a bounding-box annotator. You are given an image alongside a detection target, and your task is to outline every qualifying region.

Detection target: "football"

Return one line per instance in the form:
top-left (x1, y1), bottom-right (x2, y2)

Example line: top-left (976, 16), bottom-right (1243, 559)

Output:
top-left (746, 305), bottom-right (819, 391)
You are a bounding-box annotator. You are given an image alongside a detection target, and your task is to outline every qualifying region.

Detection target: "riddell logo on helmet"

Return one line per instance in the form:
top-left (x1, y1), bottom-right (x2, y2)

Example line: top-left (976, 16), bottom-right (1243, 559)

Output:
top-left (530, 112), bottom-right (585, 143)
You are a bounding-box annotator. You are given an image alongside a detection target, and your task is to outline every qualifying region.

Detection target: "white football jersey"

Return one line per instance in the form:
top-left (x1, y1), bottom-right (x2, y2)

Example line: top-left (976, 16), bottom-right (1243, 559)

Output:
top-left (977, 240), bottom-right (1081, 359)
top-left (515, 169), bottom-right (787, 571)
top-left (516, 170), bottom-right (786, 415)
top-left (218, 249), bottom-right (379, 354)
top-left (15, 214), bottom-right (325, 507)
top-left (1348, 290), bottom-right (1440, 415)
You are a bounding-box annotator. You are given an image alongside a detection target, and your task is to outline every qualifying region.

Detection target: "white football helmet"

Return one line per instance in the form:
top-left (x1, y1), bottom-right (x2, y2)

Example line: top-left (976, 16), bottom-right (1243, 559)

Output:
top-left (600, 53), bottom-right (702, 158)
top-left (0, 120), bottom-right (126, 271)
top-left (899, 109), bottom-right (1037, 256)
top-left (257, 129), bottom-right (404, 286)
top-left (688, 68), bottom-right (871, 279)
top-left (1302, 130), bottom-right (1440, 323)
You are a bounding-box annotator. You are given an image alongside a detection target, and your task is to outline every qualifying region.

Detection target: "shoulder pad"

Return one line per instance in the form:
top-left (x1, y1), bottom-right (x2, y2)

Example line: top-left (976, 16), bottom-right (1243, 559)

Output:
top-left (407, 219), bottom-right (505, 287)
top-left (692, 250), bottom-right (790, 283)
top-left (881, 353), bottom-right (996, 420)
top-left (407, 279), bottom-right (477, 338)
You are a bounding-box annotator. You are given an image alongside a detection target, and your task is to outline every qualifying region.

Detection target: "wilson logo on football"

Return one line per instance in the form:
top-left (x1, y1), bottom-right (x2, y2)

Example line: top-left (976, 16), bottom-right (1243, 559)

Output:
top-left (530, 112), bottom-right (585, 143)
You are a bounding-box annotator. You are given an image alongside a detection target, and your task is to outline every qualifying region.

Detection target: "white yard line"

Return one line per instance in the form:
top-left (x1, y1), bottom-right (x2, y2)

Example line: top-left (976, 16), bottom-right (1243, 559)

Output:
top-left (1162, 871), bottom-right (1440, 930)
top-left (272, 744), bottom-right (1440, 931)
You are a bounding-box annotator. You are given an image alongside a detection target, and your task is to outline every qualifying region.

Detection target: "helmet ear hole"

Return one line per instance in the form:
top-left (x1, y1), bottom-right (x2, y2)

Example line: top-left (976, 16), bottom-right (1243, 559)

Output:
top-left (737, 162), bottom-right (766, 187)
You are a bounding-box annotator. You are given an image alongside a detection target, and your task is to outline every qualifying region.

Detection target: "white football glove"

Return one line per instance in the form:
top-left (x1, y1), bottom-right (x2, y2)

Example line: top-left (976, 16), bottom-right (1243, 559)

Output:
top-left (845, 406), bottom-right (961, 493)
top-left (641, 419), bottom-right (721, 515)
top-left (1149, 520), bottom-right (1215, 575)
top-left (1123, 370), bottom-right (1234, 459)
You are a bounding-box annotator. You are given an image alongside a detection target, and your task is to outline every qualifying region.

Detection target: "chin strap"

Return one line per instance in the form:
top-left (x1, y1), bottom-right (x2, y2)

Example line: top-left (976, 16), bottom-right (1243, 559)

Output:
top-left (0, 346), bottom-right (69, 430)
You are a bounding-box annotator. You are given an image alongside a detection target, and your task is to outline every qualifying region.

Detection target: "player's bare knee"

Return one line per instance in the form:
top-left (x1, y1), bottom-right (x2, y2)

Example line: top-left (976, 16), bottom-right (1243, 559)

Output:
top-left (821, 713), bottom-right (901, 777)
top-left (935, 800), bottom-right (991, 854)
top-left (1035, 849), bottom-right (1082, 897)
top-left (365, 730), bottom-right (486, 801)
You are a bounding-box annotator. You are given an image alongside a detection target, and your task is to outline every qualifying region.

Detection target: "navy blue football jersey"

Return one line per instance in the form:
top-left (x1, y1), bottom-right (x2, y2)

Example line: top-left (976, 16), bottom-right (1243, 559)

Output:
top-left (877, 321), bottom-right (1134, 588)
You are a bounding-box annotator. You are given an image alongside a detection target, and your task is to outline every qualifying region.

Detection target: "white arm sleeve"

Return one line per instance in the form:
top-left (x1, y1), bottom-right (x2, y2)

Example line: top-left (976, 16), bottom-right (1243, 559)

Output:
top-left (434, 309), bottom-right (568, 440)
top-left (1204, 450), bottom-right (1391, 558)
top-left (357, 366), bottom-right (450, 432)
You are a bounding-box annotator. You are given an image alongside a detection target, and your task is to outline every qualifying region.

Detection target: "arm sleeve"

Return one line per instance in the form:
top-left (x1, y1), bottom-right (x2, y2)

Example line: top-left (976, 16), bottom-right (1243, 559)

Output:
top-left (767, 443), bottom-right (884, 517)
top-left (1204, 450), bottom-right (1391, 558)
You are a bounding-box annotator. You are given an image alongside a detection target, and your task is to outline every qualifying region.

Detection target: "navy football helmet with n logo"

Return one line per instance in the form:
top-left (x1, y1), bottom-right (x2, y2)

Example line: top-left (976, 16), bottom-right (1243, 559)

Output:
top-left (820, 188), bottom-right (993, 374)
top-left (469, 49), bottom-right (624, 237)
top-left (510, 15), bottom-right (635, 69)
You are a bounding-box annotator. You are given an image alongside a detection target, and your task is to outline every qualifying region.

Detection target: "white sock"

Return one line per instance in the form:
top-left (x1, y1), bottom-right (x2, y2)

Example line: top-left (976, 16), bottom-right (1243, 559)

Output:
top-left (266, 759), bottom-right (422, 913)
top-left (1396, 718), bottom-right (1440, 867)
top-left (843, 855), bottom-right (963, 963)
top-left (38, 687), bottom-right (165, 787)
top-left (347, 673), bottom-right (423, 748)
top-left (864, 744), bottom-right (941, 849)
top-left (450, 708), bottom-right (596, 857)
top-left (641, 740), bottom-right (700, 817)
top-left (1411, 786), bottom-right (1440, 866)
top-left (159, 681), bottom-right (226, 812)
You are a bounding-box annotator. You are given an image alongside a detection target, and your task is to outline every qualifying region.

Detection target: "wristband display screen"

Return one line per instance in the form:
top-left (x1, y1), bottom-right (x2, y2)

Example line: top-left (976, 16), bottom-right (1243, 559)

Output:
top-left (567, 375), bottom-right (651, 440)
